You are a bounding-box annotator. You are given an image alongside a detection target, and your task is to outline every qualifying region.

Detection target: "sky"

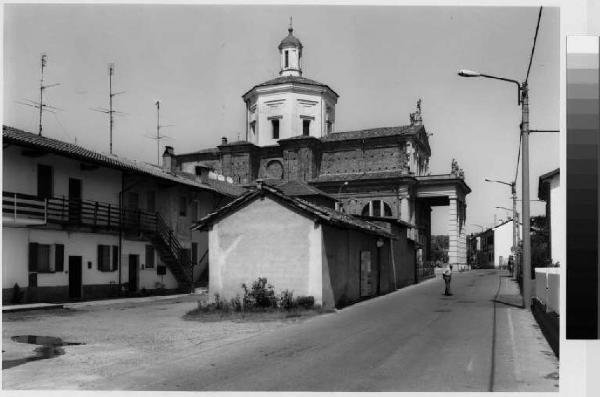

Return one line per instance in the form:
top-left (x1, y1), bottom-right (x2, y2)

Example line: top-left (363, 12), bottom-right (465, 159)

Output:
top-left (2, 4), bottom-right (560, 235)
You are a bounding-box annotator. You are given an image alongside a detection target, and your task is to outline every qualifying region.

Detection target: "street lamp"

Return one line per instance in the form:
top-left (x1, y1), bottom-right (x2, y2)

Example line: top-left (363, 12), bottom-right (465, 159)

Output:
top-left (486, 178), bottom-right (520, 281)
top-left (460, 70), bottom-right (532, 308)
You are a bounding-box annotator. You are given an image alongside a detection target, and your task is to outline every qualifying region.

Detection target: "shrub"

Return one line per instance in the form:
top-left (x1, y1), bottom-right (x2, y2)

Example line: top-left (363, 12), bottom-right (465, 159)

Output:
top-left (242, 277), bottom-right (277, 309)
top-left (296, 296), bottom-right (315, 310)
top-left (279, 289), bottom-right (297, 310)
top-left (12, 283), bottom-right (24, 304)
top-left (230, 295), bottom-right (243, 312)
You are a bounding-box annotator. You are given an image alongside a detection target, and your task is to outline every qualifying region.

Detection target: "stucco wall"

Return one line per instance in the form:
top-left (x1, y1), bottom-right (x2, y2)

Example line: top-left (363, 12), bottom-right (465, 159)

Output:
top-left (549, 176), bottom-right (563, 266)
top-left (208, 197), bottom-right (322, 302)
top-left (3, 145), bottom-right (121, 204)
top-left (2, 227), bottom-right (178, 293)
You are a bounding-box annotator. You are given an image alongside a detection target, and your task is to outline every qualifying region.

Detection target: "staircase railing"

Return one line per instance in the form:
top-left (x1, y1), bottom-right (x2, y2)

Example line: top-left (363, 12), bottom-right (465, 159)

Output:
top-left (154, 212), bottom-right (193, 284)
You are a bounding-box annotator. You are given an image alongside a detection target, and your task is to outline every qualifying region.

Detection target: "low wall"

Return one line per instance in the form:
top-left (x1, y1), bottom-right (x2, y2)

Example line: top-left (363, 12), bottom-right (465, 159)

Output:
top-left (534, 267), bottom-right (560, 315)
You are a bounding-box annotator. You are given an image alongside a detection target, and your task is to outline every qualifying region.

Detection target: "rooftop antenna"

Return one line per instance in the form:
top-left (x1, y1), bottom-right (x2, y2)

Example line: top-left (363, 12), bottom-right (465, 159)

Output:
top-left (16, 54), bottom-right (61, 136)
top-left (144, 100), bottom-right (173, 165)
top-left (91, 63), bottom-right (126, 154)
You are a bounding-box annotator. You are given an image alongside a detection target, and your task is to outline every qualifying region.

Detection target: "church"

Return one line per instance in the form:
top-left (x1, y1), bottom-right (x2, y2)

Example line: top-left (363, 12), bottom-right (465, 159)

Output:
top-left (176, 22), bottom-right (471, 268)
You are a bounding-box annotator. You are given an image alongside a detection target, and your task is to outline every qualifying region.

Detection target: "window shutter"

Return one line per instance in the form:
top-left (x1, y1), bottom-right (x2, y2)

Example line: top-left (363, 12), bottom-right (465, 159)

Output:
top-left (28, 243), bottom-right (38, 272)
top-left (112, 246), bottom-right (119, 271)
top-left (97, 245), bottom-right (102, 270)
top-left (55, 244), bottom-right (64, 272)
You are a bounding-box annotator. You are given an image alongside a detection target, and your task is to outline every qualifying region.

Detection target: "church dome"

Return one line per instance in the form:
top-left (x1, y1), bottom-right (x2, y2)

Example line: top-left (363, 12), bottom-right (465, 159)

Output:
top-left (278, 26), bottom-right (303, 50)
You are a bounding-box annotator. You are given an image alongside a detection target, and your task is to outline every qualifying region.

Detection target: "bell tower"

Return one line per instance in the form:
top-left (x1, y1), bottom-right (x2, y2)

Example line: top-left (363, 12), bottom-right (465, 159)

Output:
top-left (279, 18), bottom-right (303, 77)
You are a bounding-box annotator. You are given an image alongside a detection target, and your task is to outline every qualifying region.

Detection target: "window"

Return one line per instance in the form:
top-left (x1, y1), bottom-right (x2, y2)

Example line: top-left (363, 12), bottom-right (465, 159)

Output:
top-left (97, 245), bottom-right (112, 272)
top-left (28, 243), bottom-right (53, 273)
top-left (37, 164), bottom-right (53, 199)
top-left (112, 245), bottom-right (119, 271)
top-left (285, 50), bottom-right (289, 68)
top-left (55, 244), bottom-right (64, 272)
top-left (361, 200), bottom-right (393, 217)
top-left (272, 119), bottom-right (280, 139)
top-left (127, 192), bottom-right (139, 210)
top-left (192, 242), bottom-right (198, 265)
top-left (146, 191), bottom-right (156, 213)
top-left (179, 196), bottom-right (187, 216)
top-left (145, 245), bottom-right (155, 268)
top-left (303, 119), bottom-right (310, 136)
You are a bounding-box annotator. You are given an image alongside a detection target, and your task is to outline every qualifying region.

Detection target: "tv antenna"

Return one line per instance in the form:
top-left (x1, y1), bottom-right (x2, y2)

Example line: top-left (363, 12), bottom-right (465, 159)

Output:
top-left (144, 100), bottom-right (174, 164)
top-left (16, 54), bottom-right (61, 136)
top-left (91, 63), bottom-right (126, 154)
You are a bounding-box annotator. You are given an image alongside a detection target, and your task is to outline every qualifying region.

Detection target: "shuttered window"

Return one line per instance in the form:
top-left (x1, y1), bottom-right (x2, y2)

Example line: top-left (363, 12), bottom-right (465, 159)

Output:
top-left (192, 243), bottom-right (198, 265)
top-left (112, 246), bottom-right (119, 271)
top-left (97, 245), bottom-right (112, 272)
top-left (54, 244), bottom-right (64, 272)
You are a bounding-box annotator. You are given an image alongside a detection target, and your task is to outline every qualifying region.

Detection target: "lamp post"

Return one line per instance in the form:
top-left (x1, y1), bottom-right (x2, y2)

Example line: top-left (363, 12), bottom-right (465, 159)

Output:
top-left (337, 181), bottom-right (349, 212)
top-left (486, 178), bottom-right (520, 281)
top-left (459, 69), bottom-right (531, 308)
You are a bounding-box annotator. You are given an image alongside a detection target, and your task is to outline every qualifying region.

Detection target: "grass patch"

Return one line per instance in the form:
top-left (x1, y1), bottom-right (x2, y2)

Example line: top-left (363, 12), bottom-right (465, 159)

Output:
top-left (183, 306), bottom-right (326, 323)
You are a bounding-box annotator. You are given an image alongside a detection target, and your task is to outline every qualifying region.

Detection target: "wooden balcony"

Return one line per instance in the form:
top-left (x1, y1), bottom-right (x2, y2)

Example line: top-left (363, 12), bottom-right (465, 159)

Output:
top-left (2, 191), bottom-right (156, 233)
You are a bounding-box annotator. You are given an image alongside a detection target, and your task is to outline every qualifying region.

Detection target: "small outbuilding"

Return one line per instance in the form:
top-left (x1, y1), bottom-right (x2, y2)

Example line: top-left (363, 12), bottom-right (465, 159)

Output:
top-left (193, 182), bottom-right (395, 309)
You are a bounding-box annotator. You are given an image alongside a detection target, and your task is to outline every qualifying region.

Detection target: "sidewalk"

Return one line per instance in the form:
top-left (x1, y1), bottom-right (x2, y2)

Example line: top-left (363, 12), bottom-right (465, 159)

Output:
top-left (492, 272), bottom-right (559, 392)
top-left (2, 293), bottom-right (190, 313)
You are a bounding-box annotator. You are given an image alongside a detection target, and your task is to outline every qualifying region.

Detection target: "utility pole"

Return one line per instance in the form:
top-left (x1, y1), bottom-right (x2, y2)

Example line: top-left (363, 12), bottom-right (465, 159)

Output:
top-left (521, 82), bottom-right (531, 307)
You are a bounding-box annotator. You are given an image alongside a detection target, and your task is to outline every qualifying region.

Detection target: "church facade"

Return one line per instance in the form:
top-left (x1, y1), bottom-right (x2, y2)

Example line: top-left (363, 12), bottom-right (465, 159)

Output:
top-left (176, 23), bottom-right (471, 267)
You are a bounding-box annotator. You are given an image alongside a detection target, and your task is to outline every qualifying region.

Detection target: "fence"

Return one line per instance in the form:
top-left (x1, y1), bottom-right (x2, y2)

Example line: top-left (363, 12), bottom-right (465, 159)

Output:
top-left (417, 261), bottom-right (435, 281)
top-left (534, 267), bottom-right (560, 315)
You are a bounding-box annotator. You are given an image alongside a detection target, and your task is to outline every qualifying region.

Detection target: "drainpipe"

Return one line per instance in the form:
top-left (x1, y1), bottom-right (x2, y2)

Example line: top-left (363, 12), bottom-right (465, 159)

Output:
top-left (118, 173), bottom-right (124, 294)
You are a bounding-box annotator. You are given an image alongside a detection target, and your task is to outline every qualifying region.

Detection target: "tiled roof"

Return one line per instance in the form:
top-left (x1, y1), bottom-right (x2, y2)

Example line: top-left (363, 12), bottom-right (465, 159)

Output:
top-left (204, 178), bottom-right (248, 197)
top-left (243, 75), bottom-right (339, 98)
top-left (3, 126), bottom-right (241, 197)
top-left (321, 125), bottom-right (419, 142)
top-left (267, 179), bottom-right (336, 200)
top-left (193, 183), bottom-right (393, 238)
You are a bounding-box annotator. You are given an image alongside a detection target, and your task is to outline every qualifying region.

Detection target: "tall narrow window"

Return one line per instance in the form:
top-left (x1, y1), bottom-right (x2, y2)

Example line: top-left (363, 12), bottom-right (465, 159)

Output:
top-left (303, 119), bottom-right (310, 136)
top-left (285, 50), bottom-right (289, 68)
top-left (327, 121), bottom-right (333, 133)
top-left (37, 164), bottom-right (53, 199)
top-left (272, 119), bottom-right (280, 139)
top-left (145, 245), bottom-right (155, 268)
top-left (97, 245), bottom-right (112, 272)
top-left (192, 242), bottom-right (198, 265)
top-left (146, 191), bottom-right (156, 213)
top-left (55, 244), bottom-right (64, 272)
top-left (179, 196), bottom-right (187, 216)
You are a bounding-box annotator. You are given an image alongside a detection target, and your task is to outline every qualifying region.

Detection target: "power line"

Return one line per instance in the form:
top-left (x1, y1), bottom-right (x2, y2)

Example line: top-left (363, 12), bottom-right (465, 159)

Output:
top-left (525, 7), bottom-right (543, 83)
top-left (514, 133), bottom-right (522, 184)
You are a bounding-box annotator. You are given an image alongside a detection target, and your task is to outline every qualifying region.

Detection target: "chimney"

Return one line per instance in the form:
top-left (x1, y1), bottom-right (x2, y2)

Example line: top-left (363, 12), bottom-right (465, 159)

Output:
top-left (195, 165), bottom-right (211, 183)
top-left (221, 137), bottom-right (228, 145)
top-left (256, 179), bottom-right (264, 190)
top-left (162, 146), bottom-right (176, 172)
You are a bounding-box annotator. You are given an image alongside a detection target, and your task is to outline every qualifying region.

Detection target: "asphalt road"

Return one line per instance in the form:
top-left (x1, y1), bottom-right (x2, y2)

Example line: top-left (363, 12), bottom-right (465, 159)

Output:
top-left (92, 269), bottom-right (558, 392)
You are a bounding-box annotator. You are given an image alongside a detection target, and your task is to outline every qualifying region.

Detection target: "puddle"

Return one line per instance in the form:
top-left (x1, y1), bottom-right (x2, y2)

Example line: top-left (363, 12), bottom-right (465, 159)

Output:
top-left (2, 335), bottom-right (84, 370)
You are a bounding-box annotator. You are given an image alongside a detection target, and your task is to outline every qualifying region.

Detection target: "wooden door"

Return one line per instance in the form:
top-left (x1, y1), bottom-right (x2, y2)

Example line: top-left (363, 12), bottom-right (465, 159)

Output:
top-left (128, 254), bottom-right (139, 291)
top-left (68, 256), bottom-right (82, 299)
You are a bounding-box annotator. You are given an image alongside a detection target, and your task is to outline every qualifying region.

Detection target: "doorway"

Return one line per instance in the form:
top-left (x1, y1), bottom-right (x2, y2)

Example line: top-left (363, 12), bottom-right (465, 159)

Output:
top-left (128, 254), bottom-right (139, 292)
top-left (68, 178), bottom-right (82, 223)
top-left (68, 256), bottom-right (82, 299)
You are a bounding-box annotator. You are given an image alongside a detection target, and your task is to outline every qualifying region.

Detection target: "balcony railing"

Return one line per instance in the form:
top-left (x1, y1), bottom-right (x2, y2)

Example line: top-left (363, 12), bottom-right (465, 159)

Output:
top-left (3, 191), bottom-right (157, 232)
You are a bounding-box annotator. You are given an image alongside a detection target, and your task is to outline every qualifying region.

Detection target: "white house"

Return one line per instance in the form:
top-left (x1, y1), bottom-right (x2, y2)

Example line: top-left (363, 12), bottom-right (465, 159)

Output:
top-left (193, 183), bottom-right (398, 309)
top-left (493, 219), bottom-right (518, 268)
top-left (2, 126), bottom-right (242, 303)
top-left (538, 169), bottom-right (562, 266)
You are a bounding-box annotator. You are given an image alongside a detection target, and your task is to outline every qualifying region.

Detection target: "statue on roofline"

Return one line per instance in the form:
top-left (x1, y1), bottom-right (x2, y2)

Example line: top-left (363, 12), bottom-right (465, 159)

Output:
top-left (409, 98), bottom-right (423, 126)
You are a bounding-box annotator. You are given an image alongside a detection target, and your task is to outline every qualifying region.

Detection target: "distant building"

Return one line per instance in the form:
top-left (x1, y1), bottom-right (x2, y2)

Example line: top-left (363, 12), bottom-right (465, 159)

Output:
top-left (538, 168), bottom-right (561, 266)
top-left (2, 126), bottom-right (241, 303)
top-left (176, 23), bottom-right (471, 269)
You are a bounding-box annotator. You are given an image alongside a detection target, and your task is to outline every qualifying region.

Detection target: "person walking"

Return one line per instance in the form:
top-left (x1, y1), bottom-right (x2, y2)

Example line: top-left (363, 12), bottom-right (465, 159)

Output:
top-left (442, 265), bottom-right (453, 296)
